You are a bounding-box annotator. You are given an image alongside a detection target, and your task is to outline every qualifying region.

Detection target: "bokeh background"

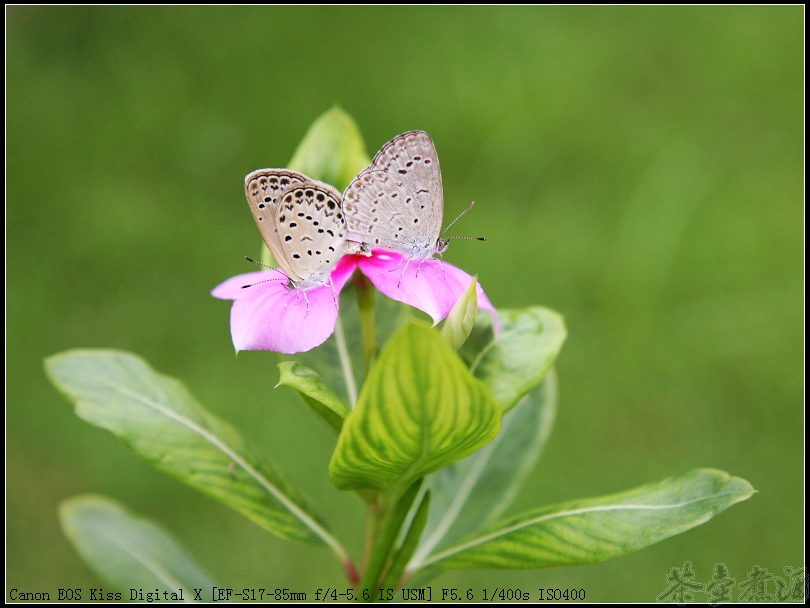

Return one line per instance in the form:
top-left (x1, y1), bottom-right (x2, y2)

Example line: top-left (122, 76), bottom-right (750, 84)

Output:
top-left (7, 6), bottom-right (803, 602)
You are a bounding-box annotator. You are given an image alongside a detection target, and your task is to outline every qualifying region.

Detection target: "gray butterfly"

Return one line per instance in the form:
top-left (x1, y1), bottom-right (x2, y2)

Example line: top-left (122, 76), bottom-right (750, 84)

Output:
top-left (343, 131), bottom-right (481, 262)
top-left (244, 169), bottom-right (366, 289)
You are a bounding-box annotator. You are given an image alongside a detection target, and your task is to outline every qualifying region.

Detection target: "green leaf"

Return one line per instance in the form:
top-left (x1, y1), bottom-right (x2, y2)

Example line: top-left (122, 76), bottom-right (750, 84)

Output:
top-left (329, 322), bottom-right (501, 492)
top-left (59, 494), bottom-right (217, 601)
top-left (441, 276), bottom-right (479, 350)
top-left (416, 469), bottom-right (755, 570)
top-left (411, 370), bottom-right (558, 569)
top-left (461, 306), bottom-right (566, 412)
top-left (288, 106), bottom-right (371, 191)
top-left (45, 350), bottom-right (346, 557)
top-left (277, 361), bottom-right (349, 432)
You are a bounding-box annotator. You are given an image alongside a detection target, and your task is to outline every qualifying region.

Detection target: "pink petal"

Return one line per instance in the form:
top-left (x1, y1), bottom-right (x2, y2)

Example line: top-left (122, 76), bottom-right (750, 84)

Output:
top-left (229, 282), bottom-right (338, 353)
top-left (357, 249), bottom-right (498, 326)
top-left (212, 257), bottom-right (360, 354)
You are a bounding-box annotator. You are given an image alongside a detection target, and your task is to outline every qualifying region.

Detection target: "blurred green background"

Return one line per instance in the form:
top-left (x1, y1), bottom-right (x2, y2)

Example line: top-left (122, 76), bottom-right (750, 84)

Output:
top-left (7, 6), bottom-right (802, 602)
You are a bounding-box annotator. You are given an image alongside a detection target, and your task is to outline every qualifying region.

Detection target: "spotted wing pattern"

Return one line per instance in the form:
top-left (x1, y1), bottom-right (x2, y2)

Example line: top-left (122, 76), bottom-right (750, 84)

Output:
top-left (245, 169), bottom-right (307, 264)
top-left (344, 131), bottom-right (445, 258)
top-left (245, 169), bottom-right (351, 287)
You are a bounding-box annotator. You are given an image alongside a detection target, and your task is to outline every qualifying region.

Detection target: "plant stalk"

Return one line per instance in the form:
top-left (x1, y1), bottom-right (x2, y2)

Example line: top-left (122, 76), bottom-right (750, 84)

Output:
top-left (333, 317), bottom-right (358, 407)
top-left (353, 270), bottom-right (378, 375)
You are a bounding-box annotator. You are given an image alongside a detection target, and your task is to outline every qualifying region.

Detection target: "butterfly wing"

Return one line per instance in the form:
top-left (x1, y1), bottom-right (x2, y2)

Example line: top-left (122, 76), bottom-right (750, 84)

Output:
top-left (274, 182), bottom-right (350, 287)
top-left (245, 169), bottom-right (349, 286)
top-left (344, 131), bottom-right (445, 258)
top-left (370, 131), bottom-right (444, 245)
top-left (245, 169), bottom-right (308, 272)
top-left (343, 169), bottom-right (434, 256)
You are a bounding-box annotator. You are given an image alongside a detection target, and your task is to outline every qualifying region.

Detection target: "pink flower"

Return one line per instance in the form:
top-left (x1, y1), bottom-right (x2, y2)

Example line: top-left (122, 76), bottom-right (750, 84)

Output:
top-left (212, 249), bottom-right (496, 354)
top-left (353, 250), bottom-right (496, 326)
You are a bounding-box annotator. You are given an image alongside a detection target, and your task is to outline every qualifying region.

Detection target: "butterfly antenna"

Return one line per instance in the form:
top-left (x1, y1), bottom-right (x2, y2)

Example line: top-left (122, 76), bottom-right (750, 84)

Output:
top-left (241, 277), bottom-right (286, 289)
top-left (442, 201), bottom-right (485, 240)
top-left (244, 257), bottom-right (288, 274)
top-left (241, 257), bottom-right (289, 289)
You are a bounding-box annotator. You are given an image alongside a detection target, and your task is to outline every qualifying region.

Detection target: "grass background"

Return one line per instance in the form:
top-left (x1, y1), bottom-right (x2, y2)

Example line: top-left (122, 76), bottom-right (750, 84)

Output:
top-left (7, 6), bottom-right (803, 601)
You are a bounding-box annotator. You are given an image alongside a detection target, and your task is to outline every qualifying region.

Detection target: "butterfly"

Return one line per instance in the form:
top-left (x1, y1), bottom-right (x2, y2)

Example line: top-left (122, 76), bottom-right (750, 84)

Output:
top-left (244, 169), bottom-right (367, 291)
top-left (343, 130), bottom-right (482, 268)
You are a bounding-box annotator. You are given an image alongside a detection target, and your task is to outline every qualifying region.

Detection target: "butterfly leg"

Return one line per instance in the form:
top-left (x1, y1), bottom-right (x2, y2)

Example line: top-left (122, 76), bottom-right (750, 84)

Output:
top-left (301, 288), bottom-right (311, 318)
top-left (436, 253), bottom-right (446, 281)
top-left (387, 255), bottom-right (405, 274)
top-left (397, 258), bottom-right (411, 289)
top-left (415, 255), bottom-right (429, 279)
top-left (293, 286), bottom-right (309, 317)
top-left (327, 276), bottom-right (339, 312)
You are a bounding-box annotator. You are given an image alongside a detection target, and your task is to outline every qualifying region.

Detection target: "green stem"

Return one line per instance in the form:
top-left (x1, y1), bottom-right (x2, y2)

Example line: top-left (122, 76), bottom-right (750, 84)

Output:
top-left (333, 317), bottom-right (357, 407)
top-left (381, 490), bottom-right (432, 591)
top-left (361, 497), bottom-right (386, 571)
top-left (353, 271), bottom-right (378, 375)
top-left (359, 481), bottom-right (423, 601)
